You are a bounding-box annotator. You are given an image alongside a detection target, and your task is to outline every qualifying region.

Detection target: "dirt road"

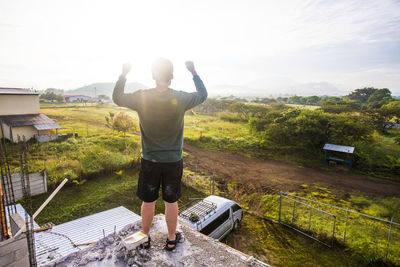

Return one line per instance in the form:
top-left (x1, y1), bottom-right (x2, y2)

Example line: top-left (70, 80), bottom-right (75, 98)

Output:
top-left (183, 144), bottom-right (400, 198)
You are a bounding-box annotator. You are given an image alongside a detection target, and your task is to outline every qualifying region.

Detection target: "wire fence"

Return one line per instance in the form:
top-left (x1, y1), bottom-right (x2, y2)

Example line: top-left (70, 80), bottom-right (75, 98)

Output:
top-left (279, 191), bottom-right (400, 264)
top-left (185, 166), bottom-right (216, 196)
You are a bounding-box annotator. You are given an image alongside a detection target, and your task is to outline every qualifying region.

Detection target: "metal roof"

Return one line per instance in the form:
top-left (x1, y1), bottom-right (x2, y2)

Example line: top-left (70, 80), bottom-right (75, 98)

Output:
top-left (0, 113), bottom-right (61, 130)
top-left (5, 204), bottom-right (40, 229)
top-left (0, 87), bottom-right (39, 95)
top-left (34, 206), bottom-right (141, 266)
top-left (323, 143), bottom-right (355, 154)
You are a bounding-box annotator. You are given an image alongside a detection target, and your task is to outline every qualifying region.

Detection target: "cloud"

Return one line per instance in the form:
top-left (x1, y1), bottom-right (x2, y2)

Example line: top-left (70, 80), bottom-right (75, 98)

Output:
top-left (0, 0), bottom-right (399, 93)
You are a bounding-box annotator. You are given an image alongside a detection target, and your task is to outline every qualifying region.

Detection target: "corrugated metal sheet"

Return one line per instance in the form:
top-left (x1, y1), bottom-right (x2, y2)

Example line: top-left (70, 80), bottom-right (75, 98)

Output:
top-left (34, 206), bottom-right (141, 266)
top-left (2, 172), bottom-right (47, 203)
top-left (33, 123), bottom-right (61, 130)
top-left (0, 113), bottom-right (61, 129)
top-left (5, 204), bottom-right (40, 228)
top-left (0, 87), bottom-right (39, 95)
top-left (323, 143), bottom-right (354, 154)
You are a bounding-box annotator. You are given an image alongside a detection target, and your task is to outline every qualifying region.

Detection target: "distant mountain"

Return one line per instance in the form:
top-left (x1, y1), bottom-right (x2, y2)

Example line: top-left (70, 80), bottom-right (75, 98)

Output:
top-left (64, 82), bottom-right (148, 98)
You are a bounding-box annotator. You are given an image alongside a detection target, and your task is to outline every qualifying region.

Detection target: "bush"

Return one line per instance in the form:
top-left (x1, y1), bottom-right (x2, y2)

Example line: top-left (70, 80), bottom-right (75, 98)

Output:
top-left (250, 109), bottom-right (373, 150)
top-left (219, 113), bottom-right (247, 123)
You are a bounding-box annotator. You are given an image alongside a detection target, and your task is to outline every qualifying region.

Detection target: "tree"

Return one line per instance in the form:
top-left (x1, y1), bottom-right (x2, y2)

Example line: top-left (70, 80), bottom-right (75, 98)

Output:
top-left (321, 99), bottom-right (361, 113)
top-left (105, 112), bottom-right (136, 136)
top-left (305, 96), bottom-right (321, 106)
top-left (40, 92), bottom-right (64, 102)
top-left (381, 101), bottom-right (400, 123)
top-left (105, 112), bottom-right (115, 130)
top-left (288, 95), bottom-right (306, 105)
top-left (229, 102), bottom-right (270, 120)
top-left (346, 87), bottom-right (378, 103)
top-left (366, 88), bottom-right (392, 109)
top-left (55, 94), bottom-right (64, 103)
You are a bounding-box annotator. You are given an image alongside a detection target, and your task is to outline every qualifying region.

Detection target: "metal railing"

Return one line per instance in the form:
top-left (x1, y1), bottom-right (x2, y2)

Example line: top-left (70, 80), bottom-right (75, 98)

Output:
top-left (279, 191), bottom-right (400, 263)
top-left (186, 165), bottom-right (216, 195)
top-left (279, 191), bottom-right (337, 247)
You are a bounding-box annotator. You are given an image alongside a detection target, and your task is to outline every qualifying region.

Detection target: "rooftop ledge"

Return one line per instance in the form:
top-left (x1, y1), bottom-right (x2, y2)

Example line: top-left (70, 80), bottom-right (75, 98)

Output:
top-left (44, 214), bottom-right (270, 267)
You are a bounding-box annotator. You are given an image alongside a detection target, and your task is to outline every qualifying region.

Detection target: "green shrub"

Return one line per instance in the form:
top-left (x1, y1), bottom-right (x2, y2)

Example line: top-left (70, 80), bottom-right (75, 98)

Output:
top-left (219, 113), bottom-right (247, 123)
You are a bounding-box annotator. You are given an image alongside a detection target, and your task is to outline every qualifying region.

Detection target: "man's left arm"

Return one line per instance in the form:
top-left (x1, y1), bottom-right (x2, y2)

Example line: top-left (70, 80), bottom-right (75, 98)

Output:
top-left (182, 61), bottom-right (208, 110)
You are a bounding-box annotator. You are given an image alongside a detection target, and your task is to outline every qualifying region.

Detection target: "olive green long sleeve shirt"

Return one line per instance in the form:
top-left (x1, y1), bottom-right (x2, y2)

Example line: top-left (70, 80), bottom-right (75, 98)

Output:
top-left (113, 75), bottom-right (207, 162)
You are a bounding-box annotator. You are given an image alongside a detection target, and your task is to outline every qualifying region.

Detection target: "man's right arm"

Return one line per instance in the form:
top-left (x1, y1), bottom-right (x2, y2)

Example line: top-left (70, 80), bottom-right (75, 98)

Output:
top-left (112, 64), bottom-right (142, 110)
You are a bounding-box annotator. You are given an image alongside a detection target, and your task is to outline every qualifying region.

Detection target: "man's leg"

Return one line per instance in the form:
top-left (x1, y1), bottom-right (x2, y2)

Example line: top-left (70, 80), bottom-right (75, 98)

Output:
top-left (164, 201), bottom-right (178, 243)
top-left (162, 159), bottom-right (183, 249)
top-left (141, 200), bottom-right (156, 236)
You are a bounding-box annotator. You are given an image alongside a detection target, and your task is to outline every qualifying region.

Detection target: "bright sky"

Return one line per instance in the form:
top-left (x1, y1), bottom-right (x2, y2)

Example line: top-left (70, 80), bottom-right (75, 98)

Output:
top-left (1, 0), bottom-right (400, 95)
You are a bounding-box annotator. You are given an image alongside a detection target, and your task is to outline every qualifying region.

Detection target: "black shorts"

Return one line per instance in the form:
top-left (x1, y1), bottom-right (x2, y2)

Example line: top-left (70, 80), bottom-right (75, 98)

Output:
top-left (136, 158), bottom-right (183, 203)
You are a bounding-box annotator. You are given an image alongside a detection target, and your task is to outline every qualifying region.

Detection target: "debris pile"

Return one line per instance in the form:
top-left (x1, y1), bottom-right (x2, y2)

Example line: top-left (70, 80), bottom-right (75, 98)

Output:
top-left (42, 215), bottom-right (270, 267)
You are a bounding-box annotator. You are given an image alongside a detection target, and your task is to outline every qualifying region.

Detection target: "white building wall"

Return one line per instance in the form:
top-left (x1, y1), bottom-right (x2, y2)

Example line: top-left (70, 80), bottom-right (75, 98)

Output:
top-left (11, 125), bottom-right (37, 142)
top-left (0, 94), bottom-right (40, 115)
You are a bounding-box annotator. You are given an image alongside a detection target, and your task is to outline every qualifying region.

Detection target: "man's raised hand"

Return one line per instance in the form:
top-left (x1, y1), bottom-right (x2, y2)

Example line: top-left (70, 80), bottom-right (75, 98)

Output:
top-left (185, 61), bottom-right (197, 76)
top-left (121, 62), bottom-right (132, 77)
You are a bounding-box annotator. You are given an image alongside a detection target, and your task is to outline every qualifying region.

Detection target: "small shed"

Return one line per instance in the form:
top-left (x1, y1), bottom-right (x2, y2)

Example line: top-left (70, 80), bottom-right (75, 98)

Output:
top-left (323, 143), bottom-right (355, 168)
top-left (0, 114), bottom-right (61, 143)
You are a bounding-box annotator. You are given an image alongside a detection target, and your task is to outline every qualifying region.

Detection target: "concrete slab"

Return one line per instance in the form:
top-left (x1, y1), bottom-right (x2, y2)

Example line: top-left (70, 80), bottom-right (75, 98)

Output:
top-left (42, 214), bottom-right (270, 267)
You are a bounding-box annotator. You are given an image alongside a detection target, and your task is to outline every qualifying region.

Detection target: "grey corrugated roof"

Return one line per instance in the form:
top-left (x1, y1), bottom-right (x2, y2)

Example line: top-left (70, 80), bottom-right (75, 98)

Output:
top-left (323, 143), bottom-right (355, 153)
top-left (0, 87), bottom-right (39, 95)
top-left (0, 113), bottom-right (61, 129)
top-left (34, 206), bottom-right (141, 266)
top-left (5, 204), bottom-right (40, 229)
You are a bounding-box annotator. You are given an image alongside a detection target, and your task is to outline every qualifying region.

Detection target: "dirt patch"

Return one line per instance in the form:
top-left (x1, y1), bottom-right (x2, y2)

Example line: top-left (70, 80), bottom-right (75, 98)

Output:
top-left (183, 144), bottom-right (400, 198)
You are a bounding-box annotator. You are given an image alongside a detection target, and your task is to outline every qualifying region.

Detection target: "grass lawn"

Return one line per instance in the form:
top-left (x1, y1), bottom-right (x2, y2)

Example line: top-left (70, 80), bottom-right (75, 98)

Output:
top-left (223, 182), bottom-right (400, 266)
top-left (25, 103), bottom-right (399, 266)
top-left (227, 214), bottom-right (366, 267)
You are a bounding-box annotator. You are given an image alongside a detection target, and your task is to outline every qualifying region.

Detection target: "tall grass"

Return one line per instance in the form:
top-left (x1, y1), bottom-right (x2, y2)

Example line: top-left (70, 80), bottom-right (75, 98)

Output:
top-left (6, 134), bottom-right (141, 187)
top-left (224, 181), bottom-right (400, 266)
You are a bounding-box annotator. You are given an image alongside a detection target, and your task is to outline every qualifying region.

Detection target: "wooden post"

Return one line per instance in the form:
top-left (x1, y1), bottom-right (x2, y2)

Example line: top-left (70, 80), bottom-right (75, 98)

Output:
top-left (350, 154), bottom-right (353, 168)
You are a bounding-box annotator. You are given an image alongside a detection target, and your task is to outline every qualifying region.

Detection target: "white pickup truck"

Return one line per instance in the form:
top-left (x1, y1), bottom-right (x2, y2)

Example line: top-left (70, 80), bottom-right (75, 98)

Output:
top-left (178, 195), bottom-right (244, 240)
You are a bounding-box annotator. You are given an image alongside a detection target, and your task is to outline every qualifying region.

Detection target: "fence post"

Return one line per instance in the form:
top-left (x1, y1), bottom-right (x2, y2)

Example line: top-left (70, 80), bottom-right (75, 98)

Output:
top-left (343, 204), bottom-right (350, 243)
top-left (332, 215), bottom-right (336, 247)
top-left (209, 175), bottom-right (211, 195)
top-left (212, 170), bottom-right (215, 195)
top-left (385, 216), bottom-right (394, 260)
top-left (292, 200), bottom-right (296, 225)
top-left (308, 206), bottom-right (313, 231)
top-left (279, 191), bottom-right (282, 222)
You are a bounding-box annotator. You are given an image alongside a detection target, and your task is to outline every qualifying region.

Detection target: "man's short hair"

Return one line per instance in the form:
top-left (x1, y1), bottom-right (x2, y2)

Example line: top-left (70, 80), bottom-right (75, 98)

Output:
top-left (152, 58), bottom-right (173, 82)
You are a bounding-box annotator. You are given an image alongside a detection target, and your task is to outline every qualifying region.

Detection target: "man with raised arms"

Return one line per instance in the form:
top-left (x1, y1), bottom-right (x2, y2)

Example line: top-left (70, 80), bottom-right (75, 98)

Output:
top-left (113, 58), bottom-right (207, 250)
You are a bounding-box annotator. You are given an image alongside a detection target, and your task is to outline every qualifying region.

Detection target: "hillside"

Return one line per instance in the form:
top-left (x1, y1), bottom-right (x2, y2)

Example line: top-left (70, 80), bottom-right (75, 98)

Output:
top-left (64, 82), bottom-right (148, 97)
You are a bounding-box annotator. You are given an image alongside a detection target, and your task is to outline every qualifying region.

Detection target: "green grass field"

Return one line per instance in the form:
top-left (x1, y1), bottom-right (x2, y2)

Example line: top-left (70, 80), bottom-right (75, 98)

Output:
top-left (223, 182), bottom-right (400, 266)
top-left (12, 103), bottom-right (399, 266)
top-left (25, 169), bottom-right (206, 225)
